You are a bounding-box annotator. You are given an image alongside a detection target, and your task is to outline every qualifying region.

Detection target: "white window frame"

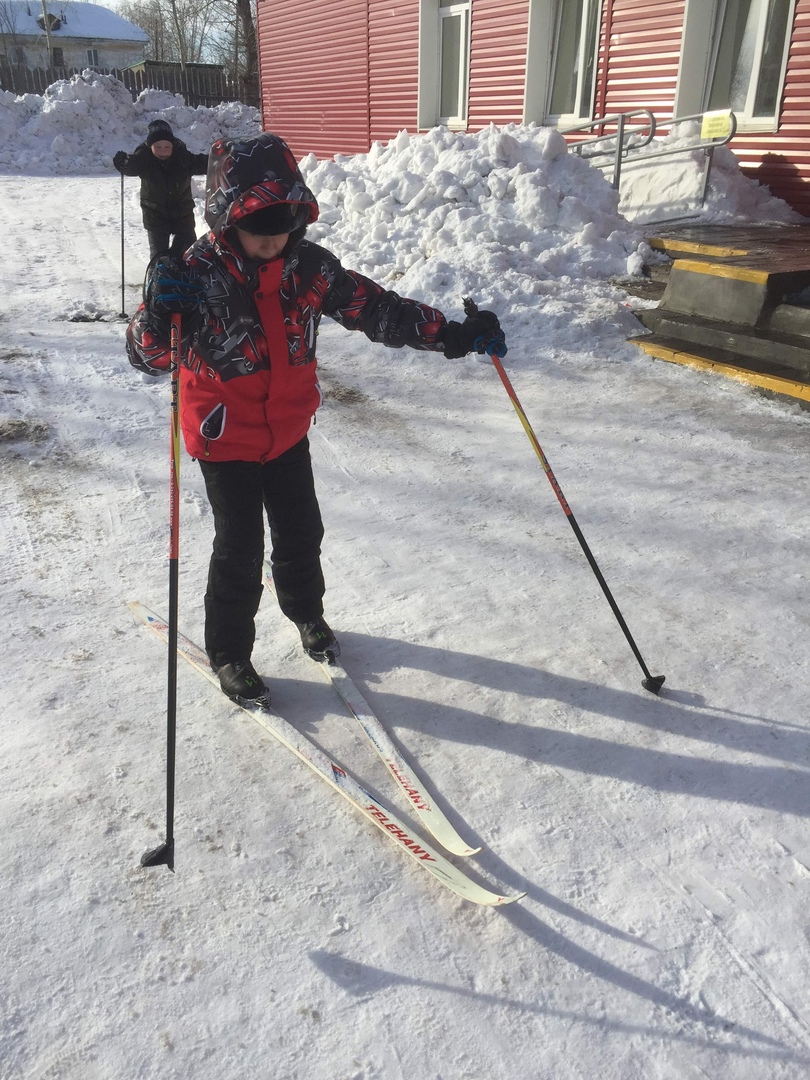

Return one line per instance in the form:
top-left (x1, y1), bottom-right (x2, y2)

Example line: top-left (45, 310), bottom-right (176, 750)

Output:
top-left (676, 0), bottom-right (795, 133)
top-left (418, 0), bottom-right (471, 130)
top-left (544, 0), bottom-right (602, 127)
top-left (86, 48), bottom-right (99, 67)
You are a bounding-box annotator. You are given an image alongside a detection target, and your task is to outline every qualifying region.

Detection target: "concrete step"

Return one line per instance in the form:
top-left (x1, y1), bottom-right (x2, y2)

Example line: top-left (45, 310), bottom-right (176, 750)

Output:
top-left (630, 333), bottom-right (810, 405)
top-left (633, 306), bottom-right (810, 376)
top-left (657, 257), bottom-right (810, 326)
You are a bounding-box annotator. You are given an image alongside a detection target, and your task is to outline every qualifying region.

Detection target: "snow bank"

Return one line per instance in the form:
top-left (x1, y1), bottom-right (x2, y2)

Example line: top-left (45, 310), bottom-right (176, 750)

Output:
top-left (0, 70), bottom-right (800, 332)
top-left (297, 119), bottom-right (801, 319)
top-left (0, 69), bottom-right (261, 173)
top-left (300, 124), bottom-right (652, 321)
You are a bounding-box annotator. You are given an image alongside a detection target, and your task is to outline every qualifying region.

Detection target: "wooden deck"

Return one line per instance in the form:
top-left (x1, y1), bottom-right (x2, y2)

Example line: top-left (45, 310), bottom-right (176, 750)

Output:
top-left (647, 224), bottom-right (810, 270)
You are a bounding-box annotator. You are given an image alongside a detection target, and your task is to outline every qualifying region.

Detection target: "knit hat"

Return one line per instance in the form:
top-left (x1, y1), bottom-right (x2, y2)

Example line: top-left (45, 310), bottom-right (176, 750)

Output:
top-left (236, 203), bottom-right (309, 236)
top-left (146, 119), bottom-right (174, 146)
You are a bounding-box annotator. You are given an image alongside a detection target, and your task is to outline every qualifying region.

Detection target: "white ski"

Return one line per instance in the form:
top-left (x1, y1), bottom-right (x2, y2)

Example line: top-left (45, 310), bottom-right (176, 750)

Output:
top-left (130, 601), bottom-right (523, 907)
top-left (264, 570), bottom-right (480, 857)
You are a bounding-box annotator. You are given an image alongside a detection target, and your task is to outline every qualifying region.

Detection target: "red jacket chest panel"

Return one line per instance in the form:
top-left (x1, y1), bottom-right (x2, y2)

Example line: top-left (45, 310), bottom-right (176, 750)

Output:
top-left (181, 255), bottom-right (321, 463)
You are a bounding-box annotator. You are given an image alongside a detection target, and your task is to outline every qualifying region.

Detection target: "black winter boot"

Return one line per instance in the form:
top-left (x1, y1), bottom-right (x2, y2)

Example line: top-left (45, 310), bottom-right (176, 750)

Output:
top-left (296, 617), bottom-right (340, 660)
top-left (212, 659), bottom-right (271, 706)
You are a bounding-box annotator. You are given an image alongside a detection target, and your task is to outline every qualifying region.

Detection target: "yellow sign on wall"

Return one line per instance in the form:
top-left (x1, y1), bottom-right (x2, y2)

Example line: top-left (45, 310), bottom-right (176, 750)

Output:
top-left (701, 110), bottom-right (733, 140)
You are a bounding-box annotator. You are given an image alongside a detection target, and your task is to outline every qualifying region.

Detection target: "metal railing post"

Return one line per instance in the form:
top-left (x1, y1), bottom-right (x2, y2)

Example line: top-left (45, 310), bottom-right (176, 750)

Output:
top-left (612, 113), bottom-right (626, 189)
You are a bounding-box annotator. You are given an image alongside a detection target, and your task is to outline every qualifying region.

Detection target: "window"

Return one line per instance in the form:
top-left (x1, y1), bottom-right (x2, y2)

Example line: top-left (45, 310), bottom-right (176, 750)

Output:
top-left (51, 47), bottom-right (64, 67)
top-left (418, 1), bottom-right (471, 130)
top-left (678, 0), bottom-right (794, 128)
top-left (86, 48), bottom-right (99, 66)
top-left (13, 47), bottom-right (25, 65)
top-left (438, 3), bottom-right (470, 125)
top-left (547, 0), bottom-right (601, 121)
top-left (706, 0), bottom-right (792, 121)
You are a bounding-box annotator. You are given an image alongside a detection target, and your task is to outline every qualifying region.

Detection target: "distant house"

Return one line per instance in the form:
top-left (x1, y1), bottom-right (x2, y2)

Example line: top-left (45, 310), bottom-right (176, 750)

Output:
top-left (0, 1), bottom-right (148, 71)
top-left (257, 0), bottom-right (810, 217)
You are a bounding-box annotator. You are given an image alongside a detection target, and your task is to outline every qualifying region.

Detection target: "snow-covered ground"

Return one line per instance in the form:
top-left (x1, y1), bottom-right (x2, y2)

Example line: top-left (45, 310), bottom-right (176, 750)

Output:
top-left (1, 73), bottom-right (809, 1080)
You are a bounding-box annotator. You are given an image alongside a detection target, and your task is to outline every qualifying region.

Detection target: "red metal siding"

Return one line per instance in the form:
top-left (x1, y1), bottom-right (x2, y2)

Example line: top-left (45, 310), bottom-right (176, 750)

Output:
top-left (468, 0), bottom-right (531, 129)
top-left (598, 0), bottom-right (685, 121)
top-left (256, 0), bottom-right (370, 159)
top-left (369, 0), bottom-right (420, 143)
top-left (733, 0), bottom-right (810, 215)
top-left (254, 0), bottom-right (810, 214)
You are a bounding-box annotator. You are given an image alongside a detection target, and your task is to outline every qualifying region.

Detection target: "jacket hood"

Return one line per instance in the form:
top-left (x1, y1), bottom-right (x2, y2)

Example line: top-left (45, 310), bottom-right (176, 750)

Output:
top-left (204, 133), bottom-right (319, 238)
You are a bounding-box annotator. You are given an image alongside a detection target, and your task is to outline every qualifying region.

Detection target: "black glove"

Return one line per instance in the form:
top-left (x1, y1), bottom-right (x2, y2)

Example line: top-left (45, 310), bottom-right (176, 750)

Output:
top-left (144, 254), bottom-right (205, 318)
top-left (441, 308), bottom-right (507, 359)
top-left (113, 151), bottom-right (128, 173)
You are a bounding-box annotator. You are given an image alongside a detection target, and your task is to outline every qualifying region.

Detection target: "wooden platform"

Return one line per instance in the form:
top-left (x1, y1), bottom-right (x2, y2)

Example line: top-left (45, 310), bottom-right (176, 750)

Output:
top-left (632, 224), bottom-right (810, 405)
top-left (648, 223), bottom-right (810, 265)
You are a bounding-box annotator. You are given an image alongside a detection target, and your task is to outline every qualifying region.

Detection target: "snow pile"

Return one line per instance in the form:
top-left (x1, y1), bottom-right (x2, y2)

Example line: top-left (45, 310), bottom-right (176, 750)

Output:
top-left (301, 124), bottom-right (651, 322)
top-left (298, 119), bottom-right (801, 323)
top-left (0, 69), bottom-right (261, 173)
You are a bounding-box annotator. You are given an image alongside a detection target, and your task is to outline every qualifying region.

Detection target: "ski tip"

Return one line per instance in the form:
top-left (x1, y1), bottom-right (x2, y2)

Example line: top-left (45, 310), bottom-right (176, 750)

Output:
top-left (642, 674), bottom-right (666, 696)
top-left (457, 844), bottom-right (484, 858)
top-left (495, 890), bottom-right (526, 906)
top-left (140, 839), bottom-right (175, 872)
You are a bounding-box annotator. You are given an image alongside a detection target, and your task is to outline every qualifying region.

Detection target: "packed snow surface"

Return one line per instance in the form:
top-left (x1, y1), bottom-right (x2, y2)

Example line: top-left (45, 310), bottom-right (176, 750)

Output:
top-left (0, 73), bottom-right (808, 1080)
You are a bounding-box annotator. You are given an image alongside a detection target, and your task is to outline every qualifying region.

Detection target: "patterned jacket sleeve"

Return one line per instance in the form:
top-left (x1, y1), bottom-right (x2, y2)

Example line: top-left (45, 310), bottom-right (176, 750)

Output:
top-left (127, 302), bottom-right (203, 376)
top-left (322, 256), bottom-right (448, 352)
top-left (126, 305), bottom-right (174, 376)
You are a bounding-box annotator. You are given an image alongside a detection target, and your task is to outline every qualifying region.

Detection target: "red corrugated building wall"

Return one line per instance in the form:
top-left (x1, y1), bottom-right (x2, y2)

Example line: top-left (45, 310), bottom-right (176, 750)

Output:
top-left (256, 0), bottom-right (810, 214)
top-left (733, 0), bottom-right (810, 212)
top-left (595, 0), bottom-right (685, 122)
top-left (467, 0), bottom-right (530, 129)
top-left (369, 0), bottom-right (420, 142)
top-left (256, 0), bottom-right (371, 159)
top-left (594, 0), bottom-right (810, 214)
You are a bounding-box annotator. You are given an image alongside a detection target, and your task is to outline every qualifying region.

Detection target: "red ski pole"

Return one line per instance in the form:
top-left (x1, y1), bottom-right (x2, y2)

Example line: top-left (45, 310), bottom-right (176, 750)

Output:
top-left (464, 297), bottom-right (665, 696)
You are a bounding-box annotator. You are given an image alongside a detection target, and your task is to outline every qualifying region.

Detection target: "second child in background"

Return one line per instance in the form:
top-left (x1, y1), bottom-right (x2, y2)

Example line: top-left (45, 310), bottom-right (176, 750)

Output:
top-left (114, 119), bottom-right (209, 258)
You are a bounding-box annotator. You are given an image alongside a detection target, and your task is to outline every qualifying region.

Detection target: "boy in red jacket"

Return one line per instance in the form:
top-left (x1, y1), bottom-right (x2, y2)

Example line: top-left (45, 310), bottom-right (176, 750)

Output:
top-left (127, 133), bottom-right (505, 706)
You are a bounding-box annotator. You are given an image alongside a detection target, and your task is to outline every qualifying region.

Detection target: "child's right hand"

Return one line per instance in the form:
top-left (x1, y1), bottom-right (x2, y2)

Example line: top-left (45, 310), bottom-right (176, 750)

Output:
top-left (145, 255), bottom-right (205, 318)
top-left (113, 151), bottom-right (128, 172)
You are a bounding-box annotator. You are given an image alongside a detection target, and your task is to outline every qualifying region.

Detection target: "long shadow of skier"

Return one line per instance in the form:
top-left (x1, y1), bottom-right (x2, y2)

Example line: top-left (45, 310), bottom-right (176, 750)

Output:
top-left (309, 945), bottom-right (802, 1061)
top-left (332, 633), bottom-right (810, 819)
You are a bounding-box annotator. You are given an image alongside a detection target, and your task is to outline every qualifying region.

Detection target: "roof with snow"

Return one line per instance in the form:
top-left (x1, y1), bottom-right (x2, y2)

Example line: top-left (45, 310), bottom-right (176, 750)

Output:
top-left (0, 1), bottom-right (149, 42)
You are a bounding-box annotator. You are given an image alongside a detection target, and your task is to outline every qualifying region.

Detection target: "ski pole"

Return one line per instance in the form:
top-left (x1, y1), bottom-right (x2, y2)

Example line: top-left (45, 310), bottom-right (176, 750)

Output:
top-left (141, 312), bottom-right (182, 870)
top-left (119, 171), bottom-right (128, 320)
top-left (464, 298), bottom-right (665, 696)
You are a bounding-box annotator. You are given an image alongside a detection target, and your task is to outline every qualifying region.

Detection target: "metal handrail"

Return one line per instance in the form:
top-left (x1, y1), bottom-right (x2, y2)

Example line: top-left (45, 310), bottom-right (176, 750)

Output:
top-left (560, 110), bottom-right (657, 190)
top-left (561, 109), bottom-right (737, 206)
top-left (621, 111), bottom-right (738, 205)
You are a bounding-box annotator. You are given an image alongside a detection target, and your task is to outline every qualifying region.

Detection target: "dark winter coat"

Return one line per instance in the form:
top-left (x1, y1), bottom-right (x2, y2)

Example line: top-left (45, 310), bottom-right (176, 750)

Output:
top-left (126, 133), bottom-right (450, 464)
top-left (121, 139), bottom-right (209, 229)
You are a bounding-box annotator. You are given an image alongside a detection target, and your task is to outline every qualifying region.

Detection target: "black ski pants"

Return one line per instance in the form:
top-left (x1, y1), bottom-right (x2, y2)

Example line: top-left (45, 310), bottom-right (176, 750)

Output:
top-left (146, 214), bottom-right (197, 259)
top-left (197, 437), bottom-right (325, 666)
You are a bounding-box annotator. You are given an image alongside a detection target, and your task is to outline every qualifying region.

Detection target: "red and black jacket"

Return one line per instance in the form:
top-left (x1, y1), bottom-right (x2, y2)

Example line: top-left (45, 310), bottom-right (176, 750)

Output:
top-left (127, 133), bottom-right (449, 463)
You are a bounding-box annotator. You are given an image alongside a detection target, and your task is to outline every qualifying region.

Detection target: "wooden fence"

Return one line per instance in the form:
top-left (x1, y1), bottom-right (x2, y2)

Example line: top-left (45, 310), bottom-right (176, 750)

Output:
top-left (0, 64), bottom-right (258, 108)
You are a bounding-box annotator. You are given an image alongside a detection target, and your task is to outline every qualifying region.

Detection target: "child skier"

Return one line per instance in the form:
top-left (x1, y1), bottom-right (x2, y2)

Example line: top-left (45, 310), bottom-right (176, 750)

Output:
top-left (114, 119), bottom-right (209, 258)
top-left (126, 132), bottom-right (506, 706)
